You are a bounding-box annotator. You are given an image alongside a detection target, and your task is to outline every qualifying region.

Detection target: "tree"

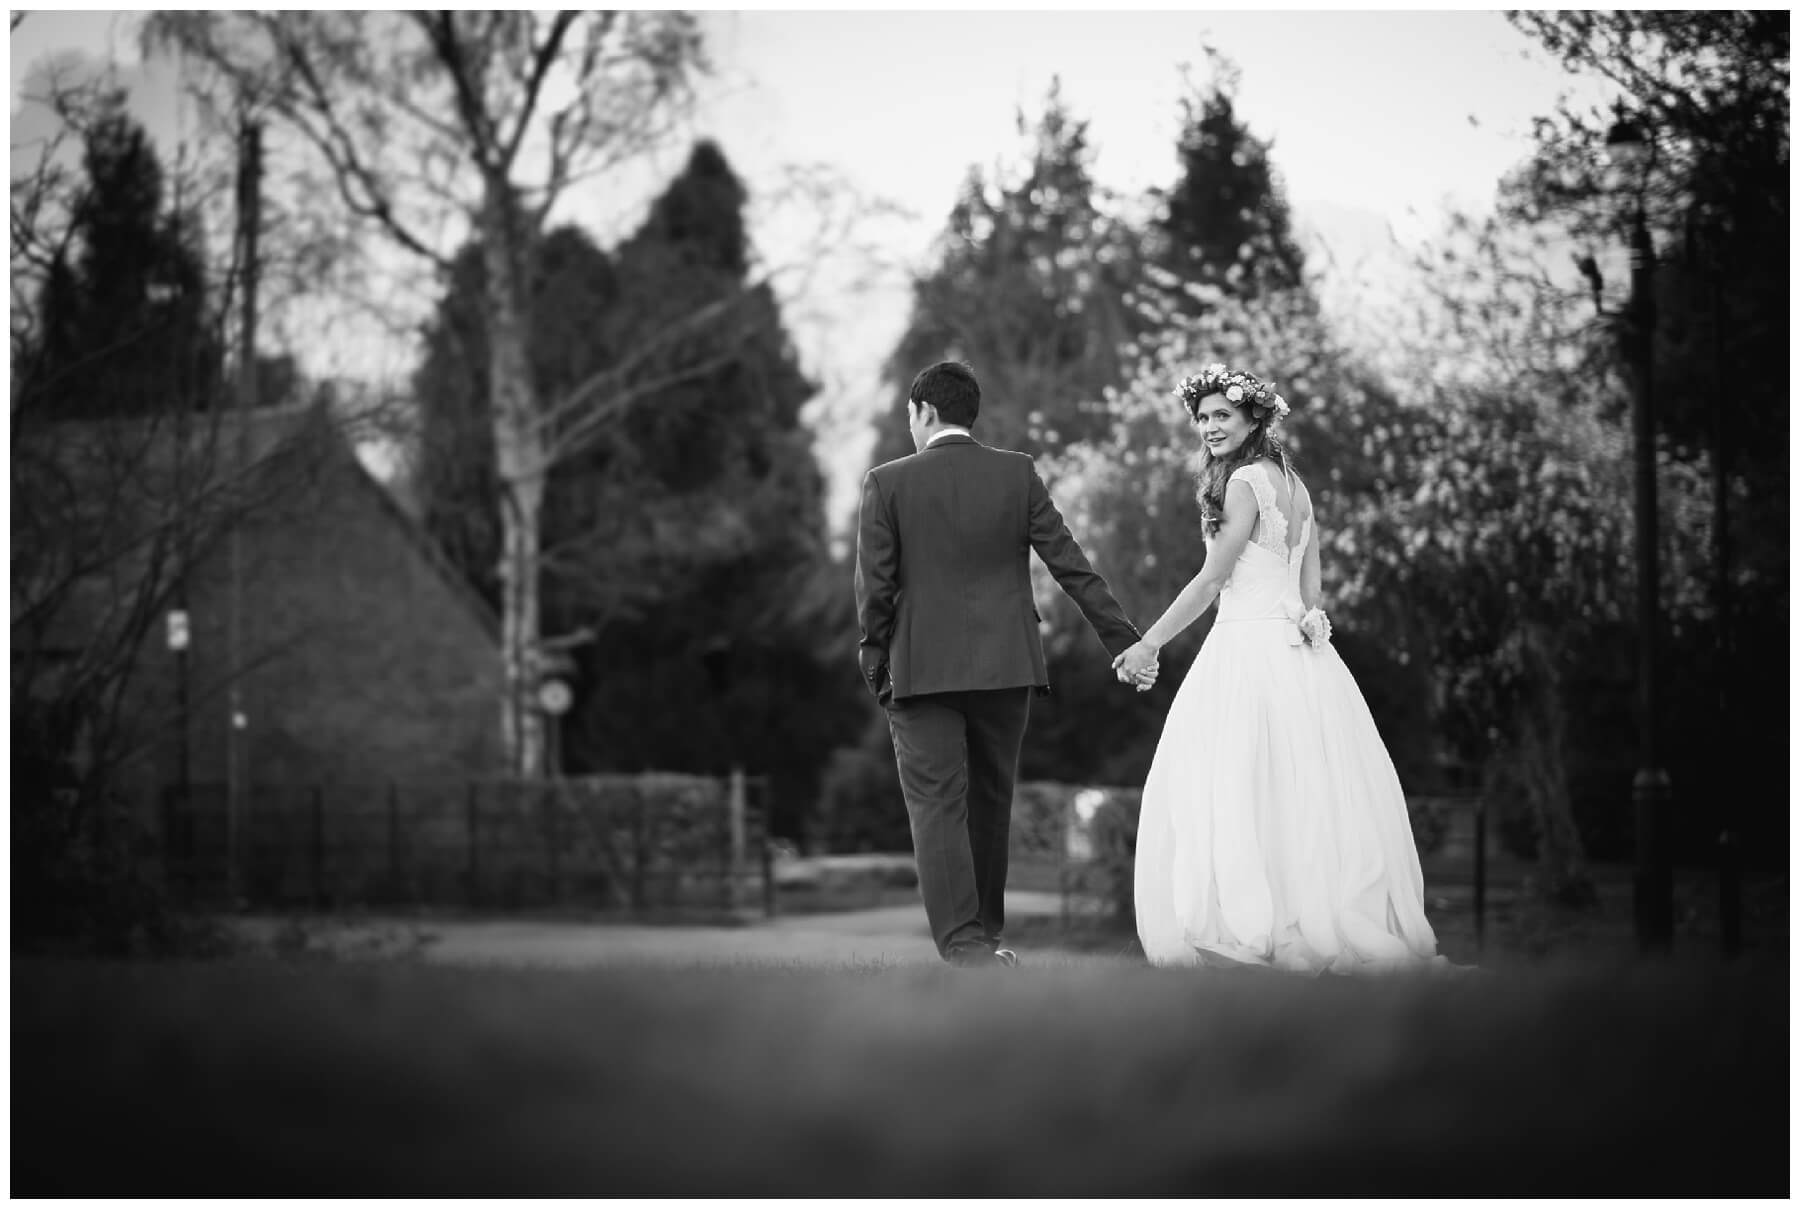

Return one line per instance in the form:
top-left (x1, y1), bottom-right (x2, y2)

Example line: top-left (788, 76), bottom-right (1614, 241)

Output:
top-left (1038, 53), bottom-right (1706, 899)
top-left (9, 63), bottom-right (412, 945)
top-left (1040, 275), bottom-right (1441, 784)
top-left (1309, 180), bottom-right (1728, 898)
top-left (1502, 12), bottom-right (1787, 470)
top-left (1498, 9), bottom-right (1788, 867)
top-left (12, 50), bottom-right (103, 385)
top-left (552, 142), bottom-right (857, 836)
top-left (1149, 54), bottom-right (1310, 311)
top-left (411, 140), bottom-right (857, 836)
top-left (544, 142), bottom-right (803, 628)
top-left (1020, 63), bottom-right (1433, 787)
top-left (413, 225), bottom-right (620, 613)
top-left (8, 39), bottom-right (372, 950)
top-left (874, 78), bottom-right (1148, 468)
top-left (850, 81), bottom-right (1163, 795)
top-left (18, 98), bottom-right (223, 419)
top-left (151, 10), bottom-right (710, 776)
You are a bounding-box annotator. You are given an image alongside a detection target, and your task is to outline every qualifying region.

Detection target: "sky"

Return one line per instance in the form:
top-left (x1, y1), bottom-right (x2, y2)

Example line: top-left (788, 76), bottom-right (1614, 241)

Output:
top-left (697, 10), bottom-right (1576, 243)
top-left (10, 8), bottom-right (1614, 531)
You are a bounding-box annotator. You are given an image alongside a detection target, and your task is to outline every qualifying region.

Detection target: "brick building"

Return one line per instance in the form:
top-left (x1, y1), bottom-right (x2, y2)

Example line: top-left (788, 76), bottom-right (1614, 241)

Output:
top-left (21, 401), bottom-right (508, 798)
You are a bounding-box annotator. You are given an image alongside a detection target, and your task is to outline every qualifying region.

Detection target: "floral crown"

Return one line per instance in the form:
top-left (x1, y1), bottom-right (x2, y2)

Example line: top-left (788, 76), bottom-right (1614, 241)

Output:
top-left (1174, 363), bottom-right (1290, 424)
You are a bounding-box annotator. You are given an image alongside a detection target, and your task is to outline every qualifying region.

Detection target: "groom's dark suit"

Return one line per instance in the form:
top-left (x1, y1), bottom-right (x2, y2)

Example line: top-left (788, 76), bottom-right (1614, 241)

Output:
top-left (854, 431), bottom-right (1140, 960)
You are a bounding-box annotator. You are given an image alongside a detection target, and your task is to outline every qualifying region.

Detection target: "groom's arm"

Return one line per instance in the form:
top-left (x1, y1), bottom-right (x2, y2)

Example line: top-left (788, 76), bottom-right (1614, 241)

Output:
top-left (853, 468), bottom-right (899, 699)
top-left (1026, 462), bottom-right (1141, 658)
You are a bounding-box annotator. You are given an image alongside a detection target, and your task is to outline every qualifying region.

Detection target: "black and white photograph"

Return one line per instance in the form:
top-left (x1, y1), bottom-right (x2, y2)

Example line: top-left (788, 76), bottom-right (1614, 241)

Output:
top-left (9, 7), bottom-right (1790, 1198)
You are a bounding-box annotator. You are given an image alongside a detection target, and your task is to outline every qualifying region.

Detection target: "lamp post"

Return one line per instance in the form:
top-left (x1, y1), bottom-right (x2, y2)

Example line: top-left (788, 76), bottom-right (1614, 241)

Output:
top-left (1605, 113), bottom-right (1674, 952)
top-left (149, 270), bottom-right (194, 818)
top-left (225, 116), bottom-right (262, 908)
top-left (1686, 202), bottom-right (1742, 958)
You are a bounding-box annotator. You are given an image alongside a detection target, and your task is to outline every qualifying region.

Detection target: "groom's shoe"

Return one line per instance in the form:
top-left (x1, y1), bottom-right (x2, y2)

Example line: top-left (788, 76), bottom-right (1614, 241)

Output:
top-left (947, 943), bottom-right (1011, 969)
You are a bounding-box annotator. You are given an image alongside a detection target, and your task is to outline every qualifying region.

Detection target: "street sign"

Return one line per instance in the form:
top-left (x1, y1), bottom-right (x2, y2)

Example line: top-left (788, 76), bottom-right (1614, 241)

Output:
top-left (537, 678), bottom-right (573, 715)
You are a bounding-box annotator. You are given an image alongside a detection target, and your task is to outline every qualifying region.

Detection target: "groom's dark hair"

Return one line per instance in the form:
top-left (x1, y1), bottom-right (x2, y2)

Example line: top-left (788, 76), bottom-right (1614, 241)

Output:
top-left (909, 361), bottom-right (980, 428)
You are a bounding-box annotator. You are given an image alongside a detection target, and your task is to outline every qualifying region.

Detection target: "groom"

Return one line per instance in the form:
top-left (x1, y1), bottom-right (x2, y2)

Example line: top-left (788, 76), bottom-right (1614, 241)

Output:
top-left (854, 361), bottom-right (1148, 967)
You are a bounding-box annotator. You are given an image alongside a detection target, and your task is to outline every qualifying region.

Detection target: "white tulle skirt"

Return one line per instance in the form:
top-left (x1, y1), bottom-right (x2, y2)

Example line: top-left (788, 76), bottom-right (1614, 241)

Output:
top-left (1134, 618), bottom-right (1447, 974)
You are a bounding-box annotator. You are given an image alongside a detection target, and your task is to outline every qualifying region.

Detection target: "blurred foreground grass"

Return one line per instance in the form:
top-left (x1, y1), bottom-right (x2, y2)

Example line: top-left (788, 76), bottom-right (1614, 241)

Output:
top-left (12, 952), bottom-right (1786, 1196)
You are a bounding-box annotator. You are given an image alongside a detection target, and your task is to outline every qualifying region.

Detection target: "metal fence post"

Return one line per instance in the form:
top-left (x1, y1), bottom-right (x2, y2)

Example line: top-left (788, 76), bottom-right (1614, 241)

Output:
top-left (1473, 795), bottom-right (1487, 950)
top-left (630, 786), bottom-right (647, 913)
top-left (761, 835), bottom-right (775, 918)
top-left (466, 781), bottom-right (480, 908)
top-left (1059, 796), bottom-right (1071, 931)
top-left (729, 768), bottom-right (747, 912)
top-left (1719, 829), bottom-right (1742, 958)
top-left (717, 797), bottom-right (732, 913)
top-left (159, 784), bottom-right (178, 899)
top-left (544, 782), bottom-right (562, 908)
top-left (387, 781), bottom-right (401, 903)
top-left (311, 785), bottom-right (326, 911)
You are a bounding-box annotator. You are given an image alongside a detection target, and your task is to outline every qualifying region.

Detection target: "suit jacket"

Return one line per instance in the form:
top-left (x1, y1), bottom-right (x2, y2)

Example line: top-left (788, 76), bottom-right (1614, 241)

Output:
top-left (854, 433), bottom-right (1140, 704)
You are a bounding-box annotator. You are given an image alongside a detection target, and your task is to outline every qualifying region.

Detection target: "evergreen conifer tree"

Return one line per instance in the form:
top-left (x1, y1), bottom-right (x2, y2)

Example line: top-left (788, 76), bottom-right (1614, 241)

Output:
top-left (24, 99), bottom-right (220, 418)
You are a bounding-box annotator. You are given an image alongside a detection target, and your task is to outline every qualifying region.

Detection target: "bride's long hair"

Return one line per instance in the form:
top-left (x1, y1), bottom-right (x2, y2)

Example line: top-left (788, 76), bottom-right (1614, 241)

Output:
top-left (1190, 398), bottom-right (1294, 536)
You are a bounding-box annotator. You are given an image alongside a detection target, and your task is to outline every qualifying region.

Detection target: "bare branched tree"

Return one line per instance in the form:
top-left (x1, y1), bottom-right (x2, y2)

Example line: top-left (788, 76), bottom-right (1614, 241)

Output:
top-left (145, 11), bottom-right (726, 775)
top-left (9, 60), bottom-right (420, 873)
top-left (12, 408), bottom-right (312, 808)
top-left (10, 60), bottom-right (112, 390)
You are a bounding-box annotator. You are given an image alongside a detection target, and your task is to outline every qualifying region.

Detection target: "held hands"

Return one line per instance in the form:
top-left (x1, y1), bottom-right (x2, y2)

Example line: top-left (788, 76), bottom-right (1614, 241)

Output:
top-left (1113, 640), bottom-right (1161, 693)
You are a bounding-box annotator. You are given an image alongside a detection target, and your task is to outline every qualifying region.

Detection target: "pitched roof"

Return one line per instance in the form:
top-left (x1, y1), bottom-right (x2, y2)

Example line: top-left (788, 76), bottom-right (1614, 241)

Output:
top-left (14, 401), bottom-right (501, 648)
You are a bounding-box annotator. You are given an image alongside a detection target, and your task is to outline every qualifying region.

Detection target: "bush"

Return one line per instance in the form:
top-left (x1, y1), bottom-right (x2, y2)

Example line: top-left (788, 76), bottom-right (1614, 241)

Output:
top-left (1406, 797), bottom-right (1453, 857)
top-left (813, 720), bottom-right (911, 853)
top-left (11, 780), bottom-right (220, 958)
top-left (1014, 782), bottom-right (1143, 924)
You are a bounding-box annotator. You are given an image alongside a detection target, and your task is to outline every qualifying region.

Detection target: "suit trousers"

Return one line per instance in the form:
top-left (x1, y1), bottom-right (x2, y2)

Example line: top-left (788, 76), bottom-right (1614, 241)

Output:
top-left (884, 686), bottom-right (1033, 959)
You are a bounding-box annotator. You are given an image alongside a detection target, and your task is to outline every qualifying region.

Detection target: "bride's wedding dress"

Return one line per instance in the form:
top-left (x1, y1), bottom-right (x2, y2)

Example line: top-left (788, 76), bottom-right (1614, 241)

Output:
top-left (1134, 462), bottom-right (1447, 973)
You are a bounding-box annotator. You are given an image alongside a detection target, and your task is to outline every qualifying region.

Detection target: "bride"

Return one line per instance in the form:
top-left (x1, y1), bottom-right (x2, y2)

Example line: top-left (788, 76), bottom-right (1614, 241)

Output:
top-left (1112, 364), bottom-right (1447, 974)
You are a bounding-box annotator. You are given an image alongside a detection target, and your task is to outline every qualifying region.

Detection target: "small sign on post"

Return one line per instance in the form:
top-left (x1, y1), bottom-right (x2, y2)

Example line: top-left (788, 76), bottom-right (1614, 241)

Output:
top-left (537, 678), bottom-right (573, 716)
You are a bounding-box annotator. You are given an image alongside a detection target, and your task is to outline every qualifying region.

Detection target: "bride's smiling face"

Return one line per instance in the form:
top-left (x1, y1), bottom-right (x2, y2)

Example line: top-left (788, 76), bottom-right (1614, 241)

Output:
top-left (1193, 393), bottom-right (1254, 457)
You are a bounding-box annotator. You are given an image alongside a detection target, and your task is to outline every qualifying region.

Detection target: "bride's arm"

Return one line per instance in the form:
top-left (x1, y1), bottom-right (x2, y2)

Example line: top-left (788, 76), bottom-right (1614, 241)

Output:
top-left (1140, 478), bottom-right (1257, 650)
top-left (1300, 484), bottom-right (1323, 611)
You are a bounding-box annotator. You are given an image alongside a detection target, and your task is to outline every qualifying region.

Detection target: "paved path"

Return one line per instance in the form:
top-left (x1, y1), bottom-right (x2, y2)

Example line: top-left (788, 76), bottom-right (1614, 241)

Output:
top-left (419, 905), bottom-right (944, 968)
top-left (241, 890), bottom-right (1085, 969)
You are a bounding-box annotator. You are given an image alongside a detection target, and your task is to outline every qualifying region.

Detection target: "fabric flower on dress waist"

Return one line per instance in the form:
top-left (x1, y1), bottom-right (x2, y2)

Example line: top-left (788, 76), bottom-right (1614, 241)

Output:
top-left (1299, 607), bottom-right (1333, 649)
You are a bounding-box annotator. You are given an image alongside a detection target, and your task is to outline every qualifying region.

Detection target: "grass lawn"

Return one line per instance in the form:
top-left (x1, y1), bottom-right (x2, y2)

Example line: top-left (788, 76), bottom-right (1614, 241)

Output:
top-left (11, 950), bottom-right (1787, 1197)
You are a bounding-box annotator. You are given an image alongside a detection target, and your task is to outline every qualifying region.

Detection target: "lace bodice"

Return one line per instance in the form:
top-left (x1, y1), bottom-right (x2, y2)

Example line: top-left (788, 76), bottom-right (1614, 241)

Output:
top-left (1229, 462), bottom-right (1307, 559)
top-left (1213, 462), bottom-right (1311, 624)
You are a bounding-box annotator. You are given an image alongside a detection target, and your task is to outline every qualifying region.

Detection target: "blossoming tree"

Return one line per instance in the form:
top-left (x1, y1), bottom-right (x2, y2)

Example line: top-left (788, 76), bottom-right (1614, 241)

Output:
top-left (1054, 221), bottom-right (1716, 903)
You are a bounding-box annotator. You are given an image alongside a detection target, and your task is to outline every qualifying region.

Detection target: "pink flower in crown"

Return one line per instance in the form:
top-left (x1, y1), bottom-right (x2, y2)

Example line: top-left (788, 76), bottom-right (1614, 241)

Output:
top-left (1176, 363), bottom-right (1294, 427)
